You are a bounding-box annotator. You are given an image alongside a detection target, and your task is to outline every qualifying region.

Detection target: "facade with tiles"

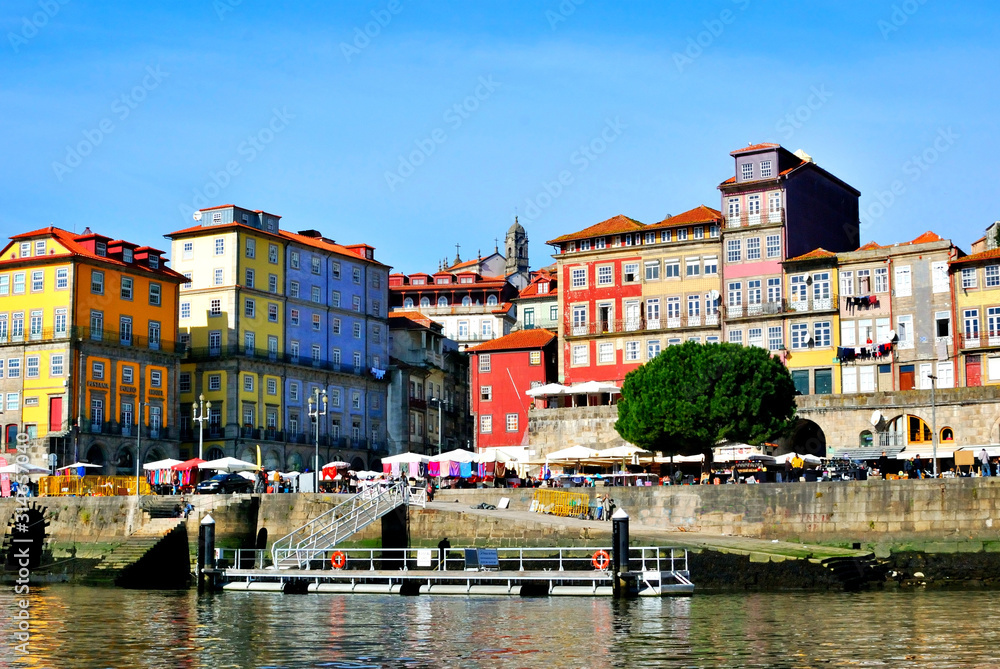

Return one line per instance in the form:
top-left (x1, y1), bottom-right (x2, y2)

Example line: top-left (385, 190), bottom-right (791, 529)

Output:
top-left (512, 268), bottom-right (559, 333)
top-left (0, 226), bottom-right (185, 472)
top-left (166, 205), bottom-right (389, 472)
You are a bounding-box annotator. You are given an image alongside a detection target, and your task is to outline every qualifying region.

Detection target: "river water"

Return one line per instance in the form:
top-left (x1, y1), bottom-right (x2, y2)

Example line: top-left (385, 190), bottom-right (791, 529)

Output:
top-left (2, 587), bottom-right (1000, 668)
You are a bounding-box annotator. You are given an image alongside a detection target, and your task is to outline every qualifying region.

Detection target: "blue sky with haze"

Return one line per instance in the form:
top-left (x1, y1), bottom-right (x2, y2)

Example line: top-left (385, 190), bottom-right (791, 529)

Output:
top-left (1, 0), bottom-right (997, 272)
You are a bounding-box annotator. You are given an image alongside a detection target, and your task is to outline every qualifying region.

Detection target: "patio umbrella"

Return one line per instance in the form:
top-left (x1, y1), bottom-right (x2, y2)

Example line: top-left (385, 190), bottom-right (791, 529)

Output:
top-left (381, 452), bottom-right (430, 464)
top-left (429, 449), bottom-right (478, 463)
top-left (171, 458), bottom-right (205, 471)
top-left (323, 461), bottom-right (351, 469)
top-left (0, 462), bottom-right (49, 474)
top-left (142, 458), bottom-right (183, 471)
top-left (55, 462), bottom-right (103, 471)
top-left (198, 456), bottom-right (259, 472)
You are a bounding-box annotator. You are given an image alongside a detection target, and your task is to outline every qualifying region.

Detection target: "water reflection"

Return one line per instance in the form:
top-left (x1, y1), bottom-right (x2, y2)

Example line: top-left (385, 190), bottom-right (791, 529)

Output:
top-left (2, 587), bottom-right (1000, 668)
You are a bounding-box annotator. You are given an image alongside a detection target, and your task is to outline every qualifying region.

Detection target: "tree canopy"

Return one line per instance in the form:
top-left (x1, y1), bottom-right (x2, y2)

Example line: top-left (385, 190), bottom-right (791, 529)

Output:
top-left (614, 341), bottom-right (797, 456)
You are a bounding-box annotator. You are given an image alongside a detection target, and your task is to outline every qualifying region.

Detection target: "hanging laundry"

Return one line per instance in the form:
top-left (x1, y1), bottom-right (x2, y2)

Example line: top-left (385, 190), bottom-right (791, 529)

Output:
top-left (449, 461), bottom-right (461, 478)
top-left (428, 461), bottom-right (440, 477)
top-left (459, 462), bottom-right (473, 478)
top-left (390, 462), bottom-right (400, 477)
top-left (495, 462), bottom-right (506, 478)
top-left (408, 461), bottom-right (419, 479)
top-left (484, 462), bottom-right (495, 476)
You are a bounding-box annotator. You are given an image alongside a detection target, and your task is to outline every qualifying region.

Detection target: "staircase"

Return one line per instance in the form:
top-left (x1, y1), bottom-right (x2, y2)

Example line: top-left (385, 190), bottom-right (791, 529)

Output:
top-left (83, 518), bottom-right (186, 586)
top-left (271, 481), bottom-right (412, 569)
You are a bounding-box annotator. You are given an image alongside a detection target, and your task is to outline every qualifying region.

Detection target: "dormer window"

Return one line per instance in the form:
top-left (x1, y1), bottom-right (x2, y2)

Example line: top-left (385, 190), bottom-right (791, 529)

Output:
top-left (436, 277), bottom-right (450, 285)
top-left (537, 282), bottom-right (549, 294)
top-left (411, 278), bottom-right (425, 286)
top-left (96, 242), bottom-right (107, 257)
top-left (123, 248), bottom-right (133, 263)
top-left (212, 212), bottom-right (222, 223)
top-left (460, 276), bottom-right (473, 284)
top-left (760, 160), bottom-right (773, 178)
top-left (741, 163), bottom-right (753, 180)
top-left (148, 255), bottom-right (159, 269)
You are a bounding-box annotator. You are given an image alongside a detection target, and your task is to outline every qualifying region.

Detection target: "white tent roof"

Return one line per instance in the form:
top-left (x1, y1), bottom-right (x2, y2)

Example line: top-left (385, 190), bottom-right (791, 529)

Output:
top-left (198, 457), bottom-right (259, 472)
top-left (595, 445), bottom-right (650, 459)
top-left (546, 445), bottom-right (601, 461)
top-left (959, 445), bottom-right (1000, 457)
top-left (566, 381), bottom-right (620, 394)
top-left (897, 445), bottom-right (961, 460)
top-left (773, 453), bottom-right (822, 465)
top-left (55, 462), bottom-right (102, 471)
top-left (654, 453), bottom-right (706, 463)
top-left (525, 383), bottom-right (570, 397)
top-left (381, 452), bottom-right (430, 464)
top-left (0, 462), bottom-right (49, 474)
top-left (478, 446), bottom-right (528, 463)
top-left (429, 449), bottom-right (478, 463)
top-left (142, 458), bottom-right (184, 471)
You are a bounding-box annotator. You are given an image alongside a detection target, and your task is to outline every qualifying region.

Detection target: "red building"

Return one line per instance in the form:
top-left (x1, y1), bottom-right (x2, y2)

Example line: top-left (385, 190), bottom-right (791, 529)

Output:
top-left (467, 329), bottom-right (557, 450)
top-left (547, 215), bottom-right (646, 385)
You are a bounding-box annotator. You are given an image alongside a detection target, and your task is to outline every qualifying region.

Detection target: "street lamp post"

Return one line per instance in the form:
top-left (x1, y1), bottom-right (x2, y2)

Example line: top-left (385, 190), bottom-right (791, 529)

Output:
top-left (135, 400), bottom-right (142, 497)
top-left (929, 374), bottom-right (938, 477)
top-left (308, 388), bottom-right (328, 493)
top-left (430, 397), bottom-right (443, 455)
top-left (192, 393), bottom-right (212, 461)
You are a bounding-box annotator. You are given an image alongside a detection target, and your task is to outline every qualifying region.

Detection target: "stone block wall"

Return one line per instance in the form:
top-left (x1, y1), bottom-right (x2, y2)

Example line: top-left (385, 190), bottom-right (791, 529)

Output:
top-left (527, 406), bottom-right (624, 458)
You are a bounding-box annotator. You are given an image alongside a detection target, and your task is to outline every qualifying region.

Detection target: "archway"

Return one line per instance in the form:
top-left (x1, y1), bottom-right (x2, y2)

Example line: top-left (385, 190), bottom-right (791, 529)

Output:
top-left (114, 445), bottom-right (135, 475)
top-left (143, 447), bottom-right (165, 465)
top-left (264, 449), bottom-right (281, 471)
top-left (205, 446), bottom-right (225, 461)
top-left (286, 452), bottom-right (304, 472)
top-left (85, 444), bottom-right (106, 468)
top-left (350, 456), bottom-right (366, 471)
top-left (788, 419), bottom-right (827, 458)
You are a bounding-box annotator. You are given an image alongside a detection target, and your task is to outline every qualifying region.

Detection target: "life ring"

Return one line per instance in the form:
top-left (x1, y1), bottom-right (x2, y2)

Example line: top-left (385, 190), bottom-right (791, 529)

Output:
top-left (330, 551), bottom-right (347, 569)
top-left (591, 549), bottom-right (611, 571)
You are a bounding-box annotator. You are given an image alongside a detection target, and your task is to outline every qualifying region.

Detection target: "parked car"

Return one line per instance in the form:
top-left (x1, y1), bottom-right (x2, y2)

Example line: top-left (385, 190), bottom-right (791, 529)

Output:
top-left (196, 473), bottom-right (254, 494)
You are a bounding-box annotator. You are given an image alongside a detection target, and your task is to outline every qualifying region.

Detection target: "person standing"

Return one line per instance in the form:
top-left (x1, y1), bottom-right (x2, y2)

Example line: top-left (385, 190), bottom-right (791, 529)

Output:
top-left (877, 451), bottom-right (891, 479)
top-left (594, 495), bottom-right (604, 521)
top-left (981, 449), bottom-right (992, 477)
top-left (437, 537), bottom-right (451, 568)
top-left (790, 453), bottom-right (804, 482)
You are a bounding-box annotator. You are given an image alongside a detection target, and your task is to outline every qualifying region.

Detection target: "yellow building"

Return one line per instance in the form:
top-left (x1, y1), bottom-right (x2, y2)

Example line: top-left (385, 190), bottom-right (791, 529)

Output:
top-left (0, 226), bottom-right (185, 471)
top-left (951, 249), bottom-right (1000, 386)
top-left (782, 249), bottom-right (841, 395)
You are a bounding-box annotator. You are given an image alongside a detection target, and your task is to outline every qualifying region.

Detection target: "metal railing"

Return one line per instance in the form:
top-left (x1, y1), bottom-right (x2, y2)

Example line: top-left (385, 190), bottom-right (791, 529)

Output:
top-left (271, 481), bottom-right (410, 568)
top-left (724, 208), bottom-right (785, 229)
top-left (229, 545), bottom-right (689, 575)
top-left (531, 489), bottom-right (591, 518)
top-left (565, 314), bottom-right (722, 337)
top-left (184, 345), bottom-right (385, 379)
top-left (959, 332), bottom-right (1000, 350)
top-left (724, 295), bottom-right (838, 319)
top-left (38, 475), bottom-right (151, 496)
top-left (71, 326), bottom-right (185, 354)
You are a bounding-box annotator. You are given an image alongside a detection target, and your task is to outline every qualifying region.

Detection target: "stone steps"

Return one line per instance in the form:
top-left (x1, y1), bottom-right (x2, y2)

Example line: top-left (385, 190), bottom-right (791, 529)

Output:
top-left (83, 518), bottom-right (184, 583)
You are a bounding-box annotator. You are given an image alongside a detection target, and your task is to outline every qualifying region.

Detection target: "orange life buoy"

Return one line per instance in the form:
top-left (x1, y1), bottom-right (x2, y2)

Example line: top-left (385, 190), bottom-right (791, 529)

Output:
top-left (591, 549), bottom-right (611, 571)
top-left (331, 551), bottom-right (347, 569)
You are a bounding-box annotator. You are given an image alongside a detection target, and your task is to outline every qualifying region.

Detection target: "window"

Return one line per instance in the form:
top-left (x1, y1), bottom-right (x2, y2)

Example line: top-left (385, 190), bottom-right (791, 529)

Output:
top-left (767, 326), bottom-right (783, 351)
top-left (13, 272), bottom-right (25, 294)
top-left (479, 354), bottom-right (491, 372)
top-left (962, 267), bottom-right (977, 289)
top-left (685, 258), bottom-right (700, 277)
top-left (268, 303), bottom-right (279, 322)
top-left (35, 240), bottom-right (46, 256)
top-left (0, 275), bottom-right (7, 295)
top-left (289, 281), bottom-right (299, 298)
top-left (353, 268), bottom-right (362, 284)
top-left (875, 267), bottom-right (889, 293)
top-left (747, 195), bottom-right (761, 220)
top-left (353, 295), bottom-right (362, 312)
top-left (242, 268), bottom-right (255, 289)
top-left (244, 298), bottom-right (255, 318)
top-left (572, 345), bottom-right (588, 366)
top-left (92, 361), bottom-right (104, 380)
top-left (766, 235), bottom-right (781, 258)
top-left (767, 277), bottom-right (781, 304)
top-left (31, 270), bottom-right (43, 292)
top-left (727, 239), bottom-right (741, 263)
top-left (963, 309), bottom-right (979, 338)
top-left (624, 341), bottom-right (639, 361)
top-left (244, 330), bottom-right (255, 354)
top-left (353, 322), bottom-right (362, 339)
top-left (243, 374), bottom-right (254, 392)
top-left (331, 262), bottom-right (341, 279)
top-left (91, 270), bottom-right (104, 294)
top-left (268, 274), bottom-right (278, 294)
top-left (330, 388), bottom-right (341, 407)
top-left (746, 237), bottom-right (761, 260)
top-left (148, 321), bottom-right (160, 349)
top-left (179, 373), bottom-right (191, 393)
top-left (268, 335), bottom-right (278, 355)
top-left (212, 268), bottom-right (223, 286)
top-left (209, 374), bottom-right (222, 391)
top-left (180, 302), bottom-right (191, 319)
top-left (481, 320), bottom-right (493, 337)
top-left (308, 285), bottom-right (320, 304)
top-left (728, 329), bottom-right (743, 345)
top-left (647, 340), bottom-right (661, 359)
top-left (895, 265), bottom-right (912, 297)
top-left (898, 314), bottom-right (913, 347)
top-left (760, 160), bottom-right (772, 178)
top-left (353, 351), bottom-right (362, 369)
top-left (214, 238), bottom-right (224, 255)
top-left (6, 393), bottom-right (19, 411)
top-left (311, 257), bottom-right (321, 275)
top-left (791, 322), bottom-right (809, 349)
top-left (645, 232), bottom-right (656, 245)
top-left (437, 296), bottom-right (448, 307)
top-left (747, 280), bottom-right (762, 305)
top-left (693, 226), bottom-right (704, 240)
top-left (19, 242), bottom-right (31, 257)
top-left (986, 265), bottom-right (1000, 288)
top-left (550, 305), bottom-right (558, 321)
top-left (312, 314), bottom-right (321, 331)
top-left (989, 308), bottom-right (1000, 338)
top-left (29, 311), bottom-right (41, 339)
top-left (710, 224), bottom-right (720, 238)
top-left (936, 312), bottom-right (951, 339)
top-left (289, 382), bottom-right (299, 401)
top-left (840, 320), bottom-right (856, 346)
top-left (146, 282), bottom-right (161, 306)
top-left (741, 162), bottom-right (753, 180)
top-left (182, 242), bottom-right (194, 259)
top-left (687, 295), bottom-right (700, 317)
top-left (703, 256), bottom-right (718, 276)
top-left (119, 316), bottom-right (132, 345)
top-left (529, 350), bottom-right (542, 366)
top-left (727, 282), bottom-right (742, 308)
top-left (480, 415), bottom-right (492, 434)
top-left (660, 230), bottom-right (671, 243)
top-left (331, 291), bottom-right (341, 308)
top-left (814, 321), bottom-right (831, 348)
top-left (623, 263), bottom-right (639, 283)
top-left (26, 356), bottom-right (39, 379)
top-left (352, 392), bottom-right (361, 410)
top-left (598, 265), bottom-right (613, 285)
top-left (96, 241), bottom-right (107, 257)
top-left (524, 308), bottom-right (535, 328)
top-left (245, 238), bottom-right (256, 258)
top-left (54, 308), bottom-right (67, 336)
top-left (481, 386), bottom-right (492, 401)
top-left (506, 414), bottom-right (519, 432)
top-left (571, 268), bottom-right (586, 288)
top-left (676, 228), bottom-right (688, 241)
top-left (595, 237), bottom-right (607, 249)
top-left (857, 269), bottom-right (871, 294)
top-left (580, 239), bottom-right (591, 251)
top-left (332, 318), bottom-right (341, 334)
top-left (664, 259), bottom-right (680, 278)
top-left (268, 244), bottom-right (278, 264)
top-left (290, 251), bottom-right (299, 269)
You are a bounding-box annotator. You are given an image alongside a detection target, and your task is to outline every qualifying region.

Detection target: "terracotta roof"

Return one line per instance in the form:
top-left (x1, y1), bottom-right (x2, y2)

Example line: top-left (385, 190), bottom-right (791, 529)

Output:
top-left (730, 143), bottom-right (780, 155)
top-left (1, 226), bottom-right (186, 280)
top-left (950, 249), bottom-right (1000, 266)
top-left (855, 232), bottom-right (948, 253)
top-left (388, 311), bottom-right (438, 329)
top-left (784, 248), bottom-right (837, 263)
top-left (646, 205), bottom-right (722, 230)
top-left (518, 277), bottom-right (558, 300)
top-left (491, 302), bottom-right (514, 315)
top-left (546, 215), bottom-right (645, 246)
top-left (467, 328), bottom-right (556, 353)
top-left (718, 162), bottom-right (805, 189)
top-left (856, 241), bottom-right (883, 251)
top-left (448, 258), bottom-right (482, 270)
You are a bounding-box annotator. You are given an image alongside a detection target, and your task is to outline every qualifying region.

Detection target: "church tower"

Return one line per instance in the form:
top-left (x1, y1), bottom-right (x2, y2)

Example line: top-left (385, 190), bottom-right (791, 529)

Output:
top-left (504, 216), bottom-right (529, 287)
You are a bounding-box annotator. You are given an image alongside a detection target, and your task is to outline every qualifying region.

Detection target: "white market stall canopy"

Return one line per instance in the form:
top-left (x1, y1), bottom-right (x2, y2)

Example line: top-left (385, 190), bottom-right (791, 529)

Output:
top-left (0, 462), bottom-right (49, 474)
top-left (429, 449), bottom-right (478, 463)
top-left (896, 445), bottom-right (961, 460)
top-left (381, 452), bottom-right (430, 464)
top-left (478, 446), bottom-right (528, 463)
top-left (55, 462), bottom-right (102, 471)
top-left (654, 453), bottom-right (707, 464)
top-left (595, 445), bottom-right (650, 459)
top-left (525, 383), bottom-right (570, 397)
top-left (142, 458), bottom-right (183, 471)
top-left (566, 381), bottom-right (621, 395)
top-left (198, 457), bottom-right (259, 472)
top-left (545, 445), bottom-right (601, 462)
top-left (773, 453), bottom-right (823, 465)
top-left (713, 443), bottom-right (775, 463)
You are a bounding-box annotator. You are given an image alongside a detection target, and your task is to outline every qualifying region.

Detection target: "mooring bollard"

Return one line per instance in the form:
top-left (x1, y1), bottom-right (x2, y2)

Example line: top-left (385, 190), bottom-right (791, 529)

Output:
top-left (611, 508), bottom-right (630, 598)
top-left (198, 513), bottom-right (216, 590)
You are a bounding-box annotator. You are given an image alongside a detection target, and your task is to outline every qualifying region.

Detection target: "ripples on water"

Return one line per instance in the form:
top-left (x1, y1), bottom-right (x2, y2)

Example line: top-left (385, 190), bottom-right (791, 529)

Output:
top-left (2, 587), bottom-right (1000, 668)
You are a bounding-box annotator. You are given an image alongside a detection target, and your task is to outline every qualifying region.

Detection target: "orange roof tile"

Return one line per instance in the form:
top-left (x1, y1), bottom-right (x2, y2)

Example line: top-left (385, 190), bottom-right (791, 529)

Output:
top-left (785, 248), bottom-right (837, 263)
top-left (546, 215), bottom-right (645, 246)
top-left (388, 311), bottom-right (438, 328)
top-left (730, 143), bottom-right (780, 155)
top-left (856, 241), bottom-right (883, 251)
top-left (950, 249), bottom-right (1000, 266)
top-left (467, 328), bottom-right (556, 353)
top-left (646, 205), bottom-right (722, 230)
top-left (518, 276), bottom-right (558, 300)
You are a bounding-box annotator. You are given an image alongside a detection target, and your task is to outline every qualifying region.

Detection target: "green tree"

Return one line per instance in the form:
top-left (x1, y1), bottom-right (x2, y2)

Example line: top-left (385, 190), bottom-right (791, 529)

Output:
top-left (614, 341), bottom-right (797, 456)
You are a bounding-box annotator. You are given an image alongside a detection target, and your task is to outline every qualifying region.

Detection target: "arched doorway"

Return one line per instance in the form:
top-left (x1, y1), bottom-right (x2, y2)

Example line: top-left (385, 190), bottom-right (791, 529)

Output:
top-left (205, 446), bottom-right (225, 461)
top-left (350, 456), bottom-right (366, 472)
top-left (85, 444), bottom-right (106, 469)
top-left (788, 419), bottom-right (827, 458)
top-left (286, 452), bottom-right (304, 472)
top-left (143, 447), bottom-right (165, 465)
top-left (115, 445), bottom-right (135, 475)
top-left (264, 449), bottom-right (281, 471)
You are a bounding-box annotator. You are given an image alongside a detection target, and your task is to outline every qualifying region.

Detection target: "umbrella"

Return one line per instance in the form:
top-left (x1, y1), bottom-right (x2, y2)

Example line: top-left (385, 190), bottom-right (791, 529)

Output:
top-left (595, 445), bottom-right (650, 459)
top-left (198, 456), bottom-right (259, 472)
top-left (0, 463), bottom-right (49, 474)
top-left (171, 458), bottom-right (205, 471)
top-left (429, 449), bottom-right (478, 463)
top-left (323, 461), bottom-right (351, 469)
top-left (142, 458), bottom-right (183, 471)
top-left (525, 383), bottom-right (570, 397)
top-left (545, 445), bottom-right (601, 461)
top-left (565, 380), bottom-right (621, 394)
top-left (381, 452), bottom-right (430, 464)
top-left (55, 462), bottom-right (103, 471)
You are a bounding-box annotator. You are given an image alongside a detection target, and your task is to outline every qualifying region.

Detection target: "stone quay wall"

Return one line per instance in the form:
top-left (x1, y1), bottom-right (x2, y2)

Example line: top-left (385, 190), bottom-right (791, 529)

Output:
top-left (527, 405), bottom-right (624, 459)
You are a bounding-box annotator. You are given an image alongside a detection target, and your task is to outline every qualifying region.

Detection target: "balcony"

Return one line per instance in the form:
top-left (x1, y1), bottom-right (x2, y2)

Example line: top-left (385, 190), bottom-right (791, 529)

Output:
top-left (72, 326), bottom-right (185, 354)
top-left (959, 332), bottom-right (1000, 350)
top-left (0, 326), bottom-right (70, 345)
top-left (565, 315), bottom-right (722, 337)
top-left (185, 345), bottom-right (387, 380)
top-left (724, 208), bottom-right (785, 229)
top-left (788, 294), bottom-right (837, 313)
top-left (409, 397), bottom-right (427, 410)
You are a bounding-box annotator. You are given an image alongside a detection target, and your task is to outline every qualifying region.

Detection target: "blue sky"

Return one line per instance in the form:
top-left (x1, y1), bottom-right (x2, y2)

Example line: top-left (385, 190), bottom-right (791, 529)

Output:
top-left (1, 1), bottom-right (997, 273)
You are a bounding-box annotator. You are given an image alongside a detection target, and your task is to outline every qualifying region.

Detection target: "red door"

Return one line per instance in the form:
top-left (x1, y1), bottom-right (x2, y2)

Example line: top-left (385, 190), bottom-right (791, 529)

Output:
top-left (966, 356), bottom-right (982, 387)
top-left (899, 366), bottom-right (915, 391)
top-left (49, 396), bottom-right (63, 433)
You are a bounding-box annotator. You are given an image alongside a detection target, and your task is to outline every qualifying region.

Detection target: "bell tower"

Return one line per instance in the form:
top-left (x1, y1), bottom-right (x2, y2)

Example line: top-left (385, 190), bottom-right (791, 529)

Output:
top-left (504, 216), bottom-right (529, 286)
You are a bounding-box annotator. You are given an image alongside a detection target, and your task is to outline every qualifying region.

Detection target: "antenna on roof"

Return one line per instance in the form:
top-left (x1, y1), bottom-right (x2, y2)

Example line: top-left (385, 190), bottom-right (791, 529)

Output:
top-left (193, 211), bottom-right (203, 222)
